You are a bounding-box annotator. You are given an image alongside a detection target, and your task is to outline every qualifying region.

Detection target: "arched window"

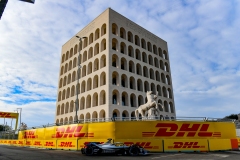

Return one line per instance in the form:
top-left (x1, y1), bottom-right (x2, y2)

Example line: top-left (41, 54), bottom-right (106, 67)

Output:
top-left (86, 95), bottom-right (91, 108)
top-left (122, 92), bottom-right (128, 106)
top-left (95, 28), bottom-right (100, 40)
top-left (112, 71), bottom-right (119, 86)
top-left (137, 79), bottom-right (143, 91)
top-left (112, 23), bottom-right (118, 35)
top-left (134, 35), bottom-right (140, 46)
top-left (127, 31), bottom-right (133, 43)
top-left (121, 74), bottom-right (128, 88)
top-left (93, 75), bottom-right (99, 89)
top-left (130, 94), bottom-right (136, 107)
top-left (89, 33), bottom-right (93, 44)
top-left (100, 90), bottom-right (106, 105)
top-left (94, 58), bottom-right (99, 71)
top-left (141, 39), bottom-right (146, 49)
top-left (129, 61), bottom-right (135, 73)
top-left (112, 90), bottom-right (119, 105)
top-left (100, 72), bottom-right (106, 86)
top-left (112, 38), bottom-right (118, 51)
top-left (92, 92), bottom-right (98, 107)
top-left (88, 47), bottom-right (93, 60)
top-left (101, 23), bottom-right (107, 36)
top-left (120, 27), bottom-right (126, 39)
top-left (101, 38), bottom-right (106, 52)
top-left (100, 54), bottom-right (106, 68)
top-left (94, 43), bottom-right (99, 55)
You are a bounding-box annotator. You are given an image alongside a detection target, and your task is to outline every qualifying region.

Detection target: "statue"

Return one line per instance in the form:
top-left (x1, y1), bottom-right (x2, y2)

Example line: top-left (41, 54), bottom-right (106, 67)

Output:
top-left (19, 122), bottom-right (27, 130)
top-left (135, 91), bottom-right (163, 120)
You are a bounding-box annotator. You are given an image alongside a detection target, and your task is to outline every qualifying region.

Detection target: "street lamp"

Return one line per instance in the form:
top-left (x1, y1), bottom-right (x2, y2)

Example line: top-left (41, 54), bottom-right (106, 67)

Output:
top-left (16, 108), bottom-right (22, 129)
top-left (75, 36), bottom-right (87, 123)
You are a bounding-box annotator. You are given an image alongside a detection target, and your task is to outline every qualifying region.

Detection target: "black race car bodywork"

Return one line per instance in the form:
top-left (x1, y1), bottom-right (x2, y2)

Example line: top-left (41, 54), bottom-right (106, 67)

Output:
top-left (81, 139), bottom-right (148, 156)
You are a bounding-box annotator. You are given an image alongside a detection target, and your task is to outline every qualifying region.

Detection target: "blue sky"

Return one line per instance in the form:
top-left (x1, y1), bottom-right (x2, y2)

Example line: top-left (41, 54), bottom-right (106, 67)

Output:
top-left (0, 0), bottom-right (240, 128)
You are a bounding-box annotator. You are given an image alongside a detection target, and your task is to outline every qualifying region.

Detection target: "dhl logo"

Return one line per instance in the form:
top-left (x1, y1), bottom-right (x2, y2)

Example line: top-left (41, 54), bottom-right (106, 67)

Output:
top-left (34, 141), bottom-right (42, 146)
top-left (0, 112), bottom-right (12, 118)
top-left (44, 142), bottom-right (55, 147)
top-left (142, 123), bottom-right (221, 137)
top-left (124, 142), bottom-right (159, 149)
top-left (58, 142), bottom-right (75, 147)
top-left (8, 141), bottom-right (12, 144)
top-left (23, 131), bottom-right (38, 139)
top-left (168, 142), bottom-right (205, 149)
top-left (52, 126), bottom-right (94, 138)
top-left (12, 141), bottom-right (17, 144)
top-left (26, 141), bottom-right (31, 145)
top-left (18, 141), bottom-right (24, 145)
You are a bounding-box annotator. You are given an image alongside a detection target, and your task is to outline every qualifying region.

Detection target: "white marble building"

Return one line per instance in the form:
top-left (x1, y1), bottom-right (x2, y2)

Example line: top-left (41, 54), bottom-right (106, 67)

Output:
top-left (55, 8), bottom-right (176, 124)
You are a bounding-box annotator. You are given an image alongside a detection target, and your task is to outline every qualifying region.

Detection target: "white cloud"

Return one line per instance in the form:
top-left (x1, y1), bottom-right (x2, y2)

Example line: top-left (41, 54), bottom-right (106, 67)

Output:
top-left (0, 0), bottom-right (240, 128)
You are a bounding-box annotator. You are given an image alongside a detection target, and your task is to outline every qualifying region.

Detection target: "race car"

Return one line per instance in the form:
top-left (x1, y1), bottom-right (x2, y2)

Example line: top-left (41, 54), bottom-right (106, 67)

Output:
top-left (81, 138), bottom-right (148, 156)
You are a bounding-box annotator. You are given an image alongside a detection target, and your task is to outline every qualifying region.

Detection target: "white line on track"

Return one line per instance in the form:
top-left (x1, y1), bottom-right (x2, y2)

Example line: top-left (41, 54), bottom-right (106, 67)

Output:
top-left (151, 153), bottom-right (185, 159)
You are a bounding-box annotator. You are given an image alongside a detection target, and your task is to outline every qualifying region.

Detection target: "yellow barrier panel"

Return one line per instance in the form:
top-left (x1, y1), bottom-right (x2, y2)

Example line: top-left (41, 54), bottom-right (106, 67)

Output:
top-left (32, 140), bottom-right (44, 148)
top-left (0, 139), bottom-right (4, 144)
top-left (77, 139), bottom-right (106, 150)
top-left (7, 140), bottom-right (12, 145)
top-left (44, 126), bottom-right (56, 140)
top-left (57, 139), bottom-right (77, 150)
top-left (3, 140), bottom-right (8, 145)
top-left (115, 121), bottom-right (236, 139)
top-left (43, 140), bottom-right (57, 149)
top-left (88, 122), bottom-right (115, 140)
top-left (17, 140), bottom-right (25, 146)
top-left (237, 138), bottom-right (240, 146)
top-left (164, 139), bottom-right (209, 152)
top-left (11, 140), bottom-right (18, 146)
top-left (25, 140), bottom-right (33, 147)
top-left (116, 139), bottom-right (163, 152)
top-left (209, 139), bottom-right (231, 151)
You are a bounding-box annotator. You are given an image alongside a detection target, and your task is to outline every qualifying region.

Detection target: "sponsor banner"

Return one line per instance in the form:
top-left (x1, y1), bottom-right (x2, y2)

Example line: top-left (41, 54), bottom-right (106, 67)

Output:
top-left (208, 139), bottom-right (231, 151)
top-left (0, 111), bottom-right (18, 118)
top-left (7, 140), bottom-right (12, 145)
top-left (44, 126), bottom-right (56, 140)
top-left (87, 122), bottom-right (114, 139)
top-left (11, 140), bottom-right (18, 146)
top-left (17, 140), bottom-right (25, 146)
top-left (57, 140), bottom-right (77, 150)
top-left (78, 139), bottom-right (106, 149)
top-left (43, 140), bottom-right (57, 149)
top-left (117, 139), bottom-right (163, 152)
top-left (19, 128), bottom-right (44, 140)
top-left (115, 121), bottom-right (236, 139)
top-left (25, 140), bottom-right (33, 147)
top-left (32, 140), bottom-right (43, 148)
top-left (164, 139), bottom-right (208, 152)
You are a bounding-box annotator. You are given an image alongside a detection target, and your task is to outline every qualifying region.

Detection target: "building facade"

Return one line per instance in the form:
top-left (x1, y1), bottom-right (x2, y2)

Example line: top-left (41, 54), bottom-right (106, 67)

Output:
top-left (55, 8), bottom-right (176, 124)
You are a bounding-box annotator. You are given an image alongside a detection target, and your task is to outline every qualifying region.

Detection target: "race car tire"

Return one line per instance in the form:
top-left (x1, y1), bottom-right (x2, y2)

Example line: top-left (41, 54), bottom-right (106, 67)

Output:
top-left (129, 146), bottom-right (139, 156)
top-left (85, 146), bottom-right (94, 156)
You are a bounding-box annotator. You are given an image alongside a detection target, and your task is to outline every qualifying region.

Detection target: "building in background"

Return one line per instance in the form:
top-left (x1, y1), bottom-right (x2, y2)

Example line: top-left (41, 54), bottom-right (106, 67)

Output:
top-left (55, 8), bottom-right (176, 124)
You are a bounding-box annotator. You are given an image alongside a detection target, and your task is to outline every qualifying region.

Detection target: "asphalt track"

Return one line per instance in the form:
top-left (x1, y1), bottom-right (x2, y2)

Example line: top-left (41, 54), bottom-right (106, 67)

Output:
top-left (0, 145), bottom-right (240, 160)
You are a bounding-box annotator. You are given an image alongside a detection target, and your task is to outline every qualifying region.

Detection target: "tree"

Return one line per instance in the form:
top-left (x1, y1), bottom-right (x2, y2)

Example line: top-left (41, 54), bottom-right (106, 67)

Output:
top-left (0, 125), bottom-right (12, 131)
top-left (224, 114), bottom-right (238, 120)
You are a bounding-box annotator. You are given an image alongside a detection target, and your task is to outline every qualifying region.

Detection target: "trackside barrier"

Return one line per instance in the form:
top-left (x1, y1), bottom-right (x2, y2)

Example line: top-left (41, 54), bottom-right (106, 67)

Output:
top-left (56, 139), bottom-right (77, 150)
top-left (163, 139), bottom-right (209, 152)
top-left (43, 140), bottom-right (57, 149)
top-left (238, 138), bottom-right (240, 146)
top-left (25, 139), bottom-right (33, 147)
top-left (116, 139), bottom-right (164, 152)
top-left (32, 140), bottom-right (44, 148)
top-left (78, 139), bottom-right (106, 149)
top-left (208, 139), bottom-right (238, 151)
top-left (11, 140), bottom-right (18, 146)
top-left (17, 140), bottom-right (25, 147)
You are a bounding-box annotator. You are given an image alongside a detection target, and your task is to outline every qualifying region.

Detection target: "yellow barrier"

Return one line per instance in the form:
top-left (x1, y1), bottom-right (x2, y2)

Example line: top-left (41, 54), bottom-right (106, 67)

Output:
top-left (117, 139), bottom-right (163, 152)
top-left (56, 139), bottom-right (77, 150)
top-left (164, 139), bottom-right (209, 152)
top-left (32, 140), bottom-right (44, 148)
top-left (208, 139), bottom-right (232, 151)
top-left (43, 140), bottom-right (57, 149)
top-left (77, 139), bottom-right (106, 149)
top-left (17, 140), bottom-right (25, 146)
top-left (238, 138), bottom-right (240, 146)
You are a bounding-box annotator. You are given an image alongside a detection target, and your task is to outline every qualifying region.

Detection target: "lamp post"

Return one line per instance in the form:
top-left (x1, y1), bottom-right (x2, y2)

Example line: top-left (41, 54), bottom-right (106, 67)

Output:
top-left (75, 36), bottom-right (87, 123)
top-left (16, 108), bottom-right (22, 129)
